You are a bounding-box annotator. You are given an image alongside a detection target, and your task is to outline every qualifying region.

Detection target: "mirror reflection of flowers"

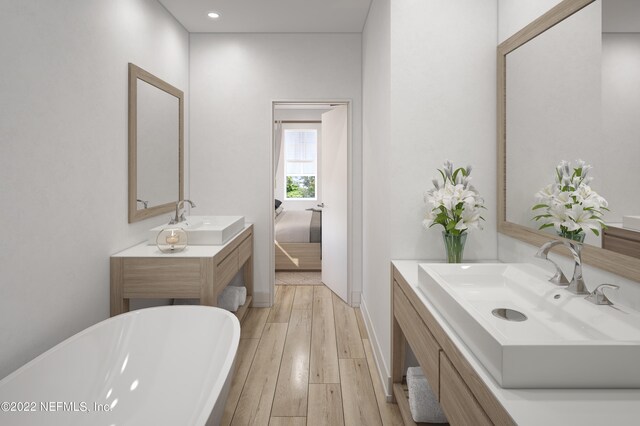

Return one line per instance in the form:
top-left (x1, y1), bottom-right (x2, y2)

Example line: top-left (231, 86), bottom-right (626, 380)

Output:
top-left (532, 160), bottom-right (608, 242)
top-left (423, 160), bottom-right (485, 235)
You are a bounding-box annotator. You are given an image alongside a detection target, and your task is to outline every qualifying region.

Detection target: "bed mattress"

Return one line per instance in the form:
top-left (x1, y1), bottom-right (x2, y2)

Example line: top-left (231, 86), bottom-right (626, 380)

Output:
top-left (275, 210), bottom-right (321, 243)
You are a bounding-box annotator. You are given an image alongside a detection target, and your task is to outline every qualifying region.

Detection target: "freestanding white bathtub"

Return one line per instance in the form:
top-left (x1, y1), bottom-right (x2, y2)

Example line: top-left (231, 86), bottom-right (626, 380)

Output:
top-left (0, 305), bottom-right (240, 425)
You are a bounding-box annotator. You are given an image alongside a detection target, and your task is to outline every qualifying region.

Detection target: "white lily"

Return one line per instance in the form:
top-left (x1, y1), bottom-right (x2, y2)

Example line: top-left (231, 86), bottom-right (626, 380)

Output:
top-left (423, 209), bottom-right (436, 228)
top-left (535, 184), bottom-right (557, 202)
top-left (548, 203), bottom-right (569, 232)
top-left (461, 208), bottom-right (482, 230)
top-left (423, 161), bottom-right (484, 235)
top-left (532, 160), bottom-right (607, 237)
top-left (553, 191), bottom-right (573, 206)
top-left (567, 204), bottom-right (601, 233)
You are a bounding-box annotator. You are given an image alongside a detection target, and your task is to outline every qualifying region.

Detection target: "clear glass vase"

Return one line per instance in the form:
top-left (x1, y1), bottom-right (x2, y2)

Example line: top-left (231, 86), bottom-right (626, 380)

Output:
top-left (442, 231), bottom-right (467, 263)
top-left (558, 230), bottom-right (585, 243)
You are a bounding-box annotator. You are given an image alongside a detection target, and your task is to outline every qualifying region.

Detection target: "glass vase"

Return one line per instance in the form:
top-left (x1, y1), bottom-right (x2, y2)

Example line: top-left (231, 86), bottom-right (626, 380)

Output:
top-left (558, 230), bottom-right (585, 243)
top-left (442, 231), bottom-right (467, 263)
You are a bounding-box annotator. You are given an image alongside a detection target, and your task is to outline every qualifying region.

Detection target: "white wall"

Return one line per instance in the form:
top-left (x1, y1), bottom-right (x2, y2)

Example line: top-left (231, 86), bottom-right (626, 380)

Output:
top-left (498, 0), bottom-right (563, 43)
top-left (362, 0), bottom-right (391, 396)
top-left (189, 33), bottom-right (362, 306)
top-left (362, 0), bottom-right (498, 396)
top-left (0, 0), bottom-right (189, 378)
top-left (602, 33), bottom-right (640, 221)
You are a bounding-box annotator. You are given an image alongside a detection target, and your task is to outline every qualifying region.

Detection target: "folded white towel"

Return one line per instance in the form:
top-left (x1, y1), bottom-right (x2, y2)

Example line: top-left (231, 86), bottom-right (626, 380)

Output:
top-left (407, 366), bottom-right (447, 423)
top-left (217, 286), bottom-right (247, 312)
top-left (235, 286), bottom-right (247, 307)
top-left (218, 287), bottom-right (240, 312)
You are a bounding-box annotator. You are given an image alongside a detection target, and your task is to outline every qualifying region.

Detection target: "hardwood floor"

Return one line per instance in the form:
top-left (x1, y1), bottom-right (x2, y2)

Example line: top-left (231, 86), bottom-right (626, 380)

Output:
top-left (223, 285), bottom-right (404, 426)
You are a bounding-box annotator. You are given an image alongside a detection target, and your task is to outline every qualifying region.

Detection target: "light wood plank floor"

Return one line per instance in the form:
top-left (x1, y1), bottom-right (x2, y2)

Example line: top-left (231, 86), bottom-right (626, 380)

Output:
top-left (223, 285), bottom-right (404, 426)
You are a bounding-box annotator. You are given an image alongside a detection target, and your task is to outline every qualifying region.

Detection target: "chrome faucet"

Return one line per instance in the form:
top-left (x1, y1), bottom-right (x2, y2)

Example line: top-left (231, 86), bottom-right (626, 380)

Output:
top-left (585, 284), bottom-right (619, 306)
top-left (535, 239), bottom-right (588, 295)
top-left (534, 240), bottom-right (569, 285)
top-left (169, 199), bottom-right (196, 224)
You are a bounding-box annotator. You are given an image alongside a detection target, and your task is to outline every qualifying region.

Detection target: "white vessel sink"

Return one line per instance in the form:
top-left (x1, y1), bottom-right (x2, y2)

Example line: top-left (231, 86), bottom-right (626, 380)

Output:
top-left (148, 216), bottom-right (245, 245)
top-left (418, 263), bottom-right (640, 388)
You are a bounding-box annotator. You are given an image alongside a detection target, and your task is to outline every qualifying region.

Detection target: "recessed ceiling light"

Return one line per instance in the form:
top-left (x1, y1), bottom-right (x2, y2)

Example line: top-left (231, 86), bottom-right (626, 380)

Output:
top-left (207, 11), bottom-right (220, 19)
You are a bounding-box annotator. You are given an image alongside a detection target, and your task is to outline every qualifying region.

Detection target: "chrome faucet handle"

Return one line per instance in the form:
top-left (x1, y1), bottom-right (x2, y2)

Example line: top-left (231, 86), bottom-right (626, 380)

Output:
top-left (585, 284), bottom-right (619, 306)
top-left (535, 241), bottom-right (570, 286)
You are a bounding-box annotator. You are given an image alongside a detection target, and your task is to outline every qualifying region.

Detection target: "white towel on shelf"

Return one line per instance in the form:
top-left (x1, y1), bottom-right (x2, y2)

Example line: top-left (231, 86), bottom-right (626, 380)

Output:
top-left (217, 287), bottom-right (240, 312)
top-left (407, 366), bottom-right (447, 423)
top-left (235, 286), bottom-right (247, 307)
top-left (217, 286), bottom-right (247, 312)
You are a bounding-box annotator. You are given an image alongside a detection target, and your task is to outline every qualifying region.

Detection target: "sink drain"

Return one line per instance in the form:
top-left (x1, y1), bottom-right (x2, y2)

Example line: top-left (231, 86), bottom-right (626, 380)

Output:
top-left (491, 308), bottom-right (527, 322)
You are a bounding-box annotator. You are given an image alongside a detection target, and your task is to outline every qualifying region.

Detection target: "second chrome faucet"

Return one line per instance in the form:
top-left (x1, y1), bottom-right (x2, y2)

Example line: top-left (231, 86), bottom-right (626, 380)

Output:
top-left (169, 199), bottom-right (196, 225)
top-left (535, 239), bottom-right (588, 295)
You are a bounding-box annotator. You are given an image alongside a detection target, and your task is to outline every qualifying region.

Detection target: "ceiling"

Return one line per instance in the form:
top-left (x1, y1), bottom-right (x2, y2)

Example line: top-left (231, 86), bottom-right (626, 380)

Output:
top-left (158, 0), bottom-right (372, 33)
top-left (602, 0), bottom-right (640, 32)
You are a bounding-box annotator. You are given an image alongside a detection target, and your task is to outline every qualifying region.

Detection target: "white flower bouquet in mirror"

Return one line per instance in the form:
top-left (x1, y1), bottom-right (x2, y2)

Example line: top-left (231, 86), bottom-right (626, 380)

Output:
top-left (423, 161), bottom-right (485, 262)
top-left (532, 160), bottom-right (608, 242)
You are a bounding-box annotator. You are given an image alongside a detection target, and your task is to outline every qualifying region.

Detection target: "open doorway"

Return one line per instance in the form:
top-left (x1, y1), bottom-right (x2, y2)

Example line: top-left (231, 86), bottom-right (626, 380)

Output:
top-left (270, 101), bottom-right (351, 304)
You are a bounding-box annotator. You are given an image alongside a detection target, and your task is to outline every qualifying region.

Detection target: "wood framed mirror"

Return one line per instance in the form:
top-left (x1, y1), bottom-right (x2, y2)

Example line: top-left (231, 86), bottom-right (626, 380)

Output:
top-left (128, 63), bottom-right (184, 223)
top-left (498, 0), bottom-right (640, 282)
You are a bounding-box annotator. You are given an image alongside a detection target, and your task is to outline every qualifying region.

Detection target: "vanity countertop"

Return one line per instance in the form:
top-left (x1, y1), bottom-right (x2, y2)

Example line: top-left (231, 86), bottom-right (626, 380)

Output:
top-left (392, 260), bottom-right (640, 426)
top-left (113, 224), bottom-right (252, 258)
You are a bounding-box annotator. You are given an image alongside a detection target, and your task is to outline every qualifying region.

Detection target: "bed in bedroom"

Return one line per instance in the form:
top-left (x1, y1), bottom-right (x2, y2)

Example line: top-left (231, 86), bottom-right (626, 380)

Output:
top-left (274, 207), bottom-right (322, 271)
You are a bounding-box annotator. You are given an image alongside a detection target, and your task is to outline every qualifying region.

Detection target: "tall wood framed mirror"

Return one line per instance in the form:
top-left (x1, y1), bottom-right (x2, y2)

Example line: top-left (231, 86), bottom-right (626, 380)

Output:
top-left (128, 63), bottom-right (184, 223)
top-left (498, 0), bottom-right (640, 282)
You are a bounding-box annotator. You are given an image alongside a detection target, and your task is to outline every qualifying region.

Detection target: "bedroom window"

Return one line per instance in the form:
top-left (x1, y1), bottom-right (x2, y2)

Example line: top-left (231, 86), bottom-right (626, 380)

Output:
top-left (284, 129), bottom-right (317, 200)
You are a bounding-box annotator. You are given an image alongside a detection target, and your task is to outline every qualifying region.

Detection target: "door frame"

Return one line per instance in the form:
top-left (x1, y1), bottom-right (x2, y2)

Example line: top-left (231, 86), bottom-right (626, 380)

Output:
top-left (269, 100), bottom-right (353, 306)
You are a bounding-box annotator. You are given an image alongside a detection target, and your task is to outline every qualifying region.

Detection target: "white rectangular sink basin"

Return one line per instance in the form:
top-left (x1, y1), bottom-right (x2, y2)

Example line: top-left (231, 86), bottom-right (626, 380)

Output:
top-left (418, 263), bottom-right (640, 388)
top-left (623, 215), bottom-right (640, 231)
top-left (148, 216), bottom-right (245, 245)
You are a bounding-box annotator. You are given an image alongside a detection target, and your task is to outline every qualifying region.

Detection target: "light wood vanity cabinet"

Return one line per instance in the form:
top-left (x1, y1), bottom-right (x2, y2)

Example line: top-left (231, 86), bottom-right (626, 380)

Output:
top-left (391, 264), bottom-right (515, 426)
top-left (216, 249), bottom-right (239, 288)
top-left (440, 353), bottom-right (492, 426)
top-left (110, 225), bottom-right (253, 322)
top-left (393, 284), bottom-right (441, 397)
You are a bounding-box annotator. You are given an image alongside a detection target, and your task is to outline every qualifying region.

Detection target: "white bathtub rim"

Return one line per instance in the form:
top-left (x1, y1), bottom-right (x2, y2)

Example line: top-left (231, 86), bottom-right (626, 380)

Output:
top-left (0, 305), bottom-right (241, 426)
top-left (190, 306), bottom-right (240, 425)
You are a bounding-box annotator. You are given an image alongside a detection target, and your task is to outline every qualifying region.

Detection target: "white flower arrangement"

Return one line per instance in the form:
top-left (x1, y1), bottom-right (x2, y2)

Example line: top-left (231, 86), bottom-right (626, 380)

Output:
top-left (423, 161), bottom-right (485, 236)
top-left (532, 160), bottom-right (608, 239)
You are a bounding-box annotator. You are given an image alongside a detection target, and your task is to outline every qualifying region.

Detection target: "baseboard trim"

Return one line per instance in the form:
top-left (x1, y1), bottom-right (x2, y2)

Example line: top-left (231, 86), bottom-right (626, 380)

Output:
top-left (360, 297), bottom-right (392, 400)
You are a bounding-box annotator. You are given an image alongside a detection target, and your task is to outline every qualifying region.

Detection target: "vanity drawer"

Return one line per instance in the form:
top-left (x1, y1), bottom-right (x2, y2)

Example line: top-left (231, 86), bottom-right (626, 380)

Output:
top-left (216, 250), bottom-right (238, 288)
top-left (440, 352), bottom-right (492, 426)
top-left (238, 235), bottom-right (252, 266)
top-left (394, 281), bottom-right (441, 398)
top-left (122, 258), bottom-right (202, 298)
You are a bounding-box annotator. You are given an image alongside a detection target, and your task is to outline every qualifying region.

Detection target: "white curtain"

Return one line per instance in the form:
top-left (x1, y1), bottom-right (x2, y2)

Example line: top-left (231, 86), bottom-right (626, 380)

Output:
top-left (273, 120), bottom-right (283, 178)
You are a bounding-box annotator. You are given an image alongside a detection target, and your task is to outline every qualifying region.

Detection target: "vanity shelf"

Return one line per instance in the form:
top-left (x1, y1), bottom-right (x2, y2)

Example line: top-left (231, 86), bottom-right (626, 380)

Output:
top-left (392, 382), bottom-right (438, 426)
top-left (234, 295), bottom-right (252, 323)
top-left (602, 225), bottom-right (640, 260)
top-left (110, 224), bottom-right (253, 321)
